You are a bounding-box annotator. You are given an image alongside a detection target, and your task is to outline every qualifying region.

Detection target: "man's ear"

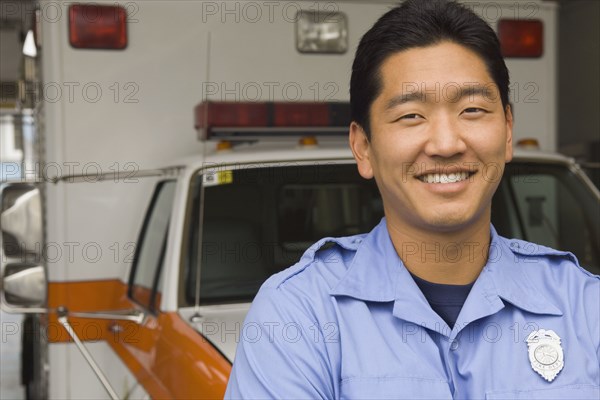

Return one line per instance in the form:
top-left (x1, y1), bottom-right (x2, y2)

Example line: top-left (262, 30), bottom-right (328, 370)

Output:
top-left (504, 105), bottom-right (514, 163)
top-left (349, 122), bottom-right (374, 179)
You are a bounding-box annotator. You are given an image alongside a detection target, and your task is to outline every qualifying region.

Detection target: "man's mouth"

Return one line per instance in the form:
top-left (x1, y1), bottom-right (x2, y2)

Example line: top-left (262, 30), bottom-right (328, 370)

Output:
top-left (416, 171), bottom-right (475, 184)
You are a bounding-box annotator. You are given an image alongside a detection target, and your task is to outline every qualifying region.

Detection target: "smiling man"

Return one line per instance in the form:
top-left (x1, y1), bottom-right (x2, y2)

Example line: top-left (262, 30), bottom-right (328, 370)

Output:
top-left (225, 1), bottom-right (600, 399)
top-left (350, 40), bottom-right (513, 287)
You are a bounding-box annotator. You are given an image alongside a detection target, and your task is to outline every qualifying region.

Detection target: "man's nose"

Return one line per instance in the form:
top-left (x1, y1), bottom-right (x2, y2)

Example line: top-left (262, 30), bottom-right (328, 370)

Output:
top-left (423, 114), bottom-right (467, 158)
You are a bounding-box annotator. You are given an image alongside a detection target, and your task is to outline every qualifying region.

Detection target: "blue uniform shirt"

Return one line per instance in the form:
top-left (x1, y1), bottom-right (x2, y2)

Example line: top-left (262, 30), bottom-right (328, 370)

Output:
top-left (225, 219), bottom-right (600, 399)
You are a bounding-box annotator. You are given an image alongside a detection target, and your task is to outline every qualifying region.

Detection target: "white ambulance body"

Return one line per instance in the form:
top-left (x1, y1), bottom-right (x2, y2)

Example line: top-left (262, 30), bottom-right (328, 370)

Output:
top-left (2, 1), bottom-right (598, 399)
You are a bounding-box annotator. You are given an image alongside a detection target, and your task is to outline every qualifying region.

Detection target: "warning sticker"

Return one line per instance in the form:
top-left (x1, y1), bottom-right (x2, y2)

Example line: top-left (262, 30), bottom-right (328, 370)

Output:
top-left (203, 170), bottom-right (233, 186)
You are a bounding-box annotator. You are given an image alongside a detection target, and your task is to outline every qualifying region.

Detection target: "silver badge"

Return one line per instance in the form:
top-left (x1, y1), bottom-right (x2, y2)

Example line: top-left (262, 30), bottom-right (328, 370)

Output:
top-left (526, 329), bottom-right (564, 382)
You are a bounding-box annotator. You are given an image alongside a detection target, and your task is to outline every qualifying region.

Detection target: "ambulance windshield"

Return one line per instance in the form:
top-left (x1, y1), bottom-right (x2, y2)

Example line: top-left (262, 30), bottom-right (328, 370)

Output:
top-left (183, 163), bottom-right (382, 305)
top-left (182, 161), bottom-right (599, 306)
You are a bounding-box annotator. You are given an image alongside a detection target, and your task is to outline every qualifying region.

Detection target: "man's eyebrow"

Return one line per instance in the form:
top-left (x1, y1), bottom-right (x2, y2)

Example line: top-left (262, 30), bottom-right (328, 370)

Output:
top-left (458, 86), bottom-right (496, 101)
top-left (385, 92), bottom-right (426, 110)
top-left (384, 86), bottom-right (496, 110)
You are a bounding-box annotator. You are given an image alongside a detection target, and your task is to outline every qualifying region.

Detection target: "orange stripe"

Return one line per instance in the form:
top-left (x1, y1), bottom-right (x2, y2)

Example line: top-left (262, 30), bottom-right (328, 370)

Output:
top-left (48, 279), bottom-right (128, 311)
top-left (47, 280), bottom-right (230, 398)
top-left (47, 280), bottom-right (129, 342)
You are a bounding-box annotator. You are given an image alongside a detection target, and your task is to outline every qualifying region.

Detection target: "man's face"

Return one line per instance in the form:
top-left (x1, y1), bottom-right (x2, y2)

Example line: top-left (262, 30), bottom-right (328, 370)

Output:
top-left (350, 41), bottom-right (513, 234)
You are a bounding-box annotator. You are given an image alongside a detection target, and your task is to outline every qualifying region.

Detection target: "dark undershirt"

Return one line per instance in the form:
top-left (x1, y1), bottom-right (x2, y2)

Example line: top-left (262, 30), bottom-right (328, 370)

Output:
top-left (411, 273), bottom-right (475, 329)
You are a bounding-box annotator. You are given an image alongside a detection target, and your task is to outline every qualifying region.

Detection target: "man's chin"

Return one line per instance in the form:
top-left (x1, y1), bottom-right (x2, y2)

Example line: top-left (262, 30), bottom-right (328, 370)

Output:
top-left (419, 209), bottom-right (486, 233)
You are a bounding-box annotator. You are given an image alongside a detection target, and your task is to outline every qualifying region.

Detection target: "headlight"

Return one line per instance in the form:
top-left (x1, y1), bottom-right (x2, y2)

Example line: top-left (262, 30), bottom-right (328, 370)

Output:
top-left (295, 10), bottom-right (348, 54)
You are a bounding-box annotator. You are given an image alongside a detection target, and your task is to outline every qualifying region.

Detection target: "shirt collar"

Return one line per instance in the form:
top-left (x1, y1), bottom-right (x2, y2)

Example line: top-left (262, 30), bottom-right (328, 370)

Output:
top-left (330, 219), bottom-right (563, 319)
top-left (329, 218), bottom-right (401, 302)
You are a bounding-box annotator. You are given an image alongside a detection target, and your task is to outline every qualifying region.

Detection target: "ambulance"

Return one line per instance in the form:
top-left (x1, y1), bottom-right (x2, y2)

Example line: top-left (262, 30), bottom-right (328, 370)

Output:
top-left (1, 0), bottom-right (598, 399)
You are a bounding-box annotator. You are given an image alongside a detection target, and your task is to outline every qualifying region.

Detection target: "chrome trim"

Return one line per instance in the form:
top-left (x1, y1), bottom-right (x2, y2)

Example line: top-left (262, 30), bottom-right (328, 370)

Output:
top-left (56, 307), bottom-right (119, 400)
top-left (0, 303), bottom-right (47, 314)
top-left (0, 167), bottom-right (183, 185)
top-left (48, 166), bottom-right (184, 184)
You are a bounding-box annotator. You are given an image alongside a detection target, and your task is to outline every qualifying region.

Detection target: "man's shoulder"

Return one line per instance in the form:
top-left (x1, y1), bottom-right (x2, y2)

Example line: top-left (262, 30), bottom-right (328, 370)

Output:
top-left (499, 234), bottom-right (599, 281)
top-left (261, 233), bottom-right (367, 293)
top-left (243, 234), bottom-right (367, 325)
top-left (491, 235), bottom-right (599, 342)
top-left (495, 235), bottom-right (599, 317)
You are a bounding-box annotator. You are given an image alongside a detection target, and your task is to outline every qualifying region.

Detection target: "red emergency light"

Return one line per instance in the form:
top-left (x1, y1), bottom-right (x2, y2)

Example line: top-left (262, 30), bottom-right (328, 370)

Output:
top-left (273, 103), bottom-right (330, 126)
top-left (498, 19), bottom-right (543, 58)
top-left (69, 4), bottom-right (127, 50)
top-left (194, 101), bottom-right (350, 140)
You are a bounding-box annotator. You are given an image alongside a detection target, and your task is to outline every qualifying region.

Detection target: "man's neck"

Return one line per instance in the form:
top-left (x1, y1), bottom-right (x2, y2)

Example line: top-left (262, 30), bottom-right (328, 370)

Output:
top-left (386, 215), bottom-right (491, 285)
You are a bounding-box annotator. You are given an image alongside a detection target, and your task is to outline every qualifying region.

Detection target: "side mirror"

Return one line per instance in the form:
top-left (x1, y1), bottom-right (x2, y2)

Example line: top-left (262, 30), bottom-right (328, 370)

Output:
top-left (3, 264), bottom-right (46, 305)
top-left (1, 183), bottom-right (47, 311)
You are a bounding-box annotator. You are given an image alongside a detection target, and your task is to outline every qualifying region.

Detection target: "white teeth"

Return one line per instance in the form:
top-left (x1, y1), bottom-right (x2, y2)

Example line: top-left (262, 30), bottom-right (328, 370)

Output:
top-left (419, 172), bottom-right (471, 184)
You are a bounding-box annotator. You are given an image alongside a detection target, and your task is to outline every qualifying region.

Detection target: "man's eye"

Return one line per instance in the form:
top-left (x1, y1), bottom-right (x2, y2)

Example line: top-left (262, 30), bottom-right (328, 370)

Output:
top-left (464, 107), bottom-right (485, 114)
top-left (400, 113), bottom-right (422, 119)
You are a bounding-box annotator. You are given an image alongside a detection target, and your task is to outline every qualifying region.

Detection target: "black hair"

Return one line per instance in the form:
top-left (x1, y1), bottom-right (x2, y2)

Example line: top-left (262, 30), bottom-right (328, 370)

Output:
top-left (350, 0), bottom-right (510, 138)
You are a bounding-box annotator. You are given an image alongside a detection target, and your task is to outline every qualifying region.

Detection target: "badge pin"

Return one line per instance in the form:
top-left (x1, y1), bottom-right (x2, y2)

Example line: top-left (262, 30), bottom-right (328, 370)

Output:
top-left (526, 329), bottom-right (564, 382)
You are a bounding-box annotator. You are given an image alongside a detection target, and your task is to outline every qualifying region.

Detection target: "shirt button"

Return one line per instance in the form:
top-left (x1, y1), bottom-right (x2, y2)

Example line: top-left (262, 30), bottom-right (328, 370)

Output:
top-left (450, 340), bottom-right (459, 351)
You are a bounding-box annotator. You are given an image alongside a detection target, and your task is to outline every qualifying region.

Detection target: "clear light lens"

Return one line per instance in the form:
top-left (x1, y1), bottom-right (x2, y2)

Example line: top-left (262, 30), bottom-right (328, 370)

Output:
top-left (23, 30), bottom-right (37, 57)
top-left (296, 11), bottom-right (348, 54)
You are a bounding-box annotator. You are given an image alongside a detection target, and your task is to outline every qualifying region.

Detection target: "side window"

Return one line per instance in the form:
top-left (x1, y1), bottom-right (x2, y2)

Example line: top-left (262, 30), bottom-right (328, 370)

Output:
top-left (493, 163), bottom-right (600, 274)
top-left (510, 174), bottom-right (559, 248)
top-left (129, 181), bottom-right (176, 311)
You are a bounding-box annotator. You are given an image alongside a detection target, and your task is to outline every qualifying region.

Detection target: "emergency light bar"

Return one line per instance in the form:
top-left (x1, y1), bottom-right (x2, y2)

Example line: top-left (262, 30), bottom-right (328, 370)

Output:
top-left (194, 101), bottom-right (351, 140)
